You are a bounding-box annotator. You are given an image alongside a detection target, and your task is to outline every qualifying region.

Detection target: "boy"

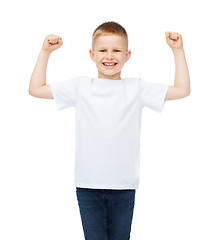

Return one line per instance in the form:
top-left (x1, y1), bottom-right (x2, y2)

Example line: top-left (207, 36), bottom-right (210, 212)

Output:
top-left (29, 21), bottom-right (190, 240)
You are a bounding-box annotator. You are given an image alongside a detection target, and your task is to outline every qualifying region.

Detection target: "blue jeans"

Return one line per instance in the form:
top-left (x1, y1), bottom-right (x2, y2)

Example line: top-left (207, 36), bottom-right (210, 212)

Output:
top-left (76, 187), bottom-right (136, 240)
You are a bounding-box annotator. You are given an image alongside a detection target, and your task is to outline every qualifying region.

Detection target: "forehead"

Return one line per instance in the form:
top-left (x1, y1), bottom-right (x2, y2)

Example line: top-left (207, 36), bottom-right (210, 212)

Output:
top-left (95, 34), bottom-right (127, 49)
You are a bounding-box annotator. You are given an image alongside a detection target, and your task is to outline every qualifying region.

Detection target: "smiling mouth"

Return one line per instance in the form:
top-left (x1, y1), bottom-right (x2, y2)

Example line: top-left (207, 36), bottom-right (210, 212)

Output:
top-left (102, 62), bottom-right (118, 66)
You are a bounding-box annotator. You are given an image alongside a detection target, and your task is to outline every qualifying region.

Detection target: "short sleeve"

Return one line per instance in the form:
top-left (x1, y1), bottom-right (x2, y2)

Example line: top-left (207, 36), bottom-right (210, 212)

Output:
top-left (139, 79), bottom-right (169, 112)
top-left (50, 77), bottom-right (79, 110)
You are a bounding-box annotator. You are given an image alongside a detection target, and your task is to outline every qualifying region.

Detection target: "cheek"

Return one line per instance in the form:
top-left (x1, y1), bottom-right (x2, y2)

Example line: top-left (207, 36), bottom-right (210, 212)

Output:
top-left (95, 55), bottom-right (103, 63)
top-left (118, 56), bottom-right (126, 64)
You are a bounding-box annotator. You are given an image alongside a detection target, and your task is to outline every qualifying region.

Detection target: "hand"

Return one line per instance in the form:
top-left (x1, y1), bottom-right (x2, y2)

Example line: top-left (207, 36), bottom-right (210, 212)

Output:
top-left (165, 31), bottom-right (183, 51)
top-left (42, 34), bottom-right (64, 53)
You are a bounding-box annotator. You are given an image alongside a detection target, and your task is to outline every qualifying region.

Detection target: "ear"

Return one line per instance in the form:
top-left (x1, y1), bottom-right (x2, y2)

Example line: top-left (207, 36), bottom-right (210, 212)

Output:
top-left (125, 50), bottom-right (131, 63)
top-left (89, 49), bottom-right (95, 62)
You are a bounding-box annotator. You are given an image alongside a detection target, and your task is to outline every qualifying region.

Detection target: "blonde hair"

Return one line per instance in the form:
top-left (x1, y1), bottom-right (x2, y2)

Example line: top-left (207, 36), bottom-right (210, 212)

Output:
top-left (92, 21), bottom-right (128, 50)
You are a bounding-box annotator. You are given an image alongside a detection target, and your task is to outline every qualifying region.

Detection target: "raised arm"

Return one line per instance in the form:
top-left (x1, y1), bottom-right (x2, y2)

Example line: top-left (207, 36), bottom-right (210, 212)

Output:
top-left (29, 34), bottom-right (63, 99)
top-left (164, 32), bottom-right (190, 101)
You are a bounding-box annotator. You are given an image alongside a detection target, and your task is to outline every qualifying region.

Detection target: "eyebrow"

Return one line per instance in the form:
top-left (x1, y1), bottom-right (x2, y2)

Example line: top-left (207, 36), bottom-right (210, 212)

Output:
top-left (97, 46), bottom-right (123, 50)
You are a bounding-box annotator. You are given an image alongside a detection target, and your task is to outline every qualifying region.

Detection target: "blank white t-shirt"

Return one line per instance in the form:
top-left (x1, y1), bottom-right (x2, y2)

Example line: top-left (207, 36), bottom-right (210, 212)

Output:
top-left (50, 76), bottom-right (168, 189)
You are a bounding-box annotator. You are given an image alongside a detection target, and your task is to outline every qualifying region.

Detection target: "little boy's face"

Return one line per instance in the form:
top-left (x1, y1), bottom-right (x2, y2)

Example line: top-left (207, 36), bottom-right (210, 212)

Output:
top-left (89, 34), bottom-right (131, 80)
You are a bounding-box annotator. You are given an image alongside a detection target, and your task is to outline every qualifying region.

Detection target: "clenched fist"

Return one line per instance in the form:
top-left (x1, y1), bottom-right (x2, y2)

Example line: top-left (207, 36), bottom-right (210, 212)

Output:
top-left (42, 34), bottom-right (64, 53)
top-left (165, 31), bottom-right (183, 51)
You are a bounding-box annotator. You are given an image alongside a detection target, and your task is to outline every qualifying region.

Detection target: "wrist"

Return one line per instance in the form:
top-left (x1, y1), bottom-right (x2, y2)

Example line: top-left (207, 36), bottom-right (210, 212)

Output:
top-left (40, 48), bottom-right (52, 56)
top-left (172, 48), bottom-right (184, 55)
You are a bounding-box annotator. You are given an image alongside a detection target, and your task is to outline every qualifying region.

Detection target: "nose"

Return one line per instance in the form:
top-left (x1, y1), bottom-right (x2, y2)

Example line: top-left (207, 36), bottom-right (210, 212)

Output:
top-left (105, 51), bottom-right (113, 59)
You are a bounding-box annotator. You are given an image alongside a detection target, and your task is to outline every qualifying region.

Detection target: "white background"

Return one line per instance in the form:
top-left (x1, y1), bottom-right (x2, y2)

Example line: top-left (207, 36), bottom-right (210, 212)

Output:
top-left (0, 0), bottom-right (216, 239)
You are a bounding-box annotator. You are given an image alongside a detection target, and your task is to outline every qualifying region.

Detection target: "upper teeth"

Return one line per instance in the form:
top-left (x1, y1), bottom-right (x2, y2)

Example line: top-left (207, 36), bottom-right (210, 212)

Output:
top-left (104, 63), bottom-right (116, 66)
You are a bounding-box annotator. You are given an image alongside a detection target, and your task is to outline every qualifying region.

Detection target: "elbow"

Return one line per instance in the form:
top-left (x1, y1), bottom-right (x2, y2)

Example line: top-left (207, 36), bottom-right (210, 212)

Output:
top-left (177, 88), bottom-right (190, 99)
top-left (188, 89), bottom-right (191, 97)
top-left (29, 88), bottom-right (36, 97)
top-left (186, 86), bottom-right (191, 97)
top-left (185, 82), bottom-right (191, 97)
top-left (181, 83), bottom-right (191, 98)
top-left (183, 88), bottom-right (191, 98)
top-left (29, 88), bottom-right (33, 96)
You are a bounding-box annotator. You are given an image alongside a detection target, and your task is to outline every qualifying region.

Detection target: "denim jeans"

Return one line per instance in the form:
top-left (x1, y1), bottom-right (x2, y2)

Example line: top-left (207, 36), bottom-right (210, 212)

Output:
top-left (76, 187), bottom-right (136, 240)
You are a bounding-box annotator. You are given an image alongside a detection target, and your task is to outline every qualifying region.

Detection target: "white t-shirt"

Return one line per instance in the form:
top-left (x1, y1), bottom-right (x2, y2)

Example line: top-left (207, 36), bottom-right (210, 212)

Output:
top-left (50, 76), bottom-right (168, 189)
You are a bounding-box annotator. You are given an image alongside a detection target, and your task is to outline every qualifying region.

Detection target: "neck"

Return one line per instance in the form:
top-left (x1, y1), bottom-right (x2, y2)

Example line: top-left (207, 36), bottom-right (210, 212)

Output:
top-left (98, 72), bottom-right (121, 80)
